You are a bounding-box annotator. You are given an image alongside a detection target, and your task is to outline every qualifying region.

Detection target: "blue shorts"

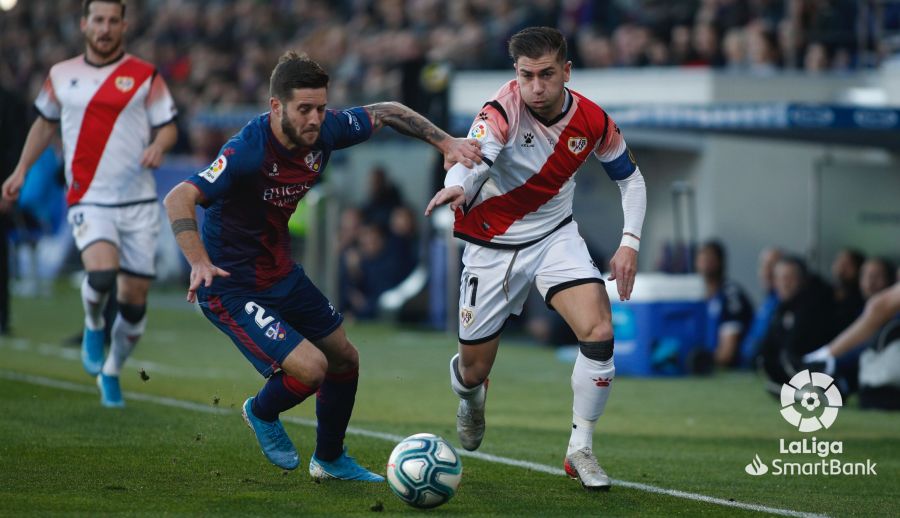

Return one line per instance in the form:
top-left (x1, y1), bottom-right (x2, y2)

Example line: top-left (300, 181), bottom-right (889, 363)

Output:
top-left (198, 266), bottom-right (343, 377)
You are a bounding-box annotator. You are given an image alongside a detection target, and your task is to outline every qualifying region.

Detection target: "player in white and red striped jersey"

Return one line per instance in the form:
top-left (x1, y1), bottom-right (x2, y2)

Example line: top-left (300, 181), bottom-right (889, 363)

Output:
top-left (2, 0), bottom-right (178, 407)
top-left (425, 27), bottom-right (647, 492)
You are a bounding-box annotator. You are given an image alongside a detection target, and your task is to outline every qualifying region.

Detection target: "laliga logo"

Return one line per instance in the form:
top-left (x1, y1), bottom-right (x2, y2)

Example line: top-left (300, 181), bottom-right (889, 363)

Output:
top-left (780, 369), bottom-right (842, 432)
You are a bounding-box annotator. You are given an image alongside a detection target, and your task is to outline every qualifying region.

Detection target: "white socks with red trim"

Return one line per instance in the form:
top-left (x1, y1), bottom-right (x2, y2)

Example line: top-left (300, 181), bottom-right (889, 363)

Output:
top-left (567, 352), bottom-right (615, 455)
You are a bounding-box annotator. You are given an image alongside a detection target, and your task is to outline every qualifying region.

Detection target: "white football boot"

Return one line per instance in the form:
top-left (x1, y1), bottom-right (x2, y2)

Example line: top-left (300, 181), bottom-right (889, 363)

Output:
top-left (456, 380), bottom-right (488, 451)
top-left (564, 447), bottom-right (611, 491)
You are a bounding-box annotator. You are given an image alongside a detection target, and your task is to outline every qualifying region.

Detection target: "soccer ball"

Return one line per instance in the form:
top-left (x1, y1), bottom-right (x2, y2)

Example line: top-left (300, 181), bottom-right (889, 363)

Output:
top-left (386, 433), bottom-right (462, 509)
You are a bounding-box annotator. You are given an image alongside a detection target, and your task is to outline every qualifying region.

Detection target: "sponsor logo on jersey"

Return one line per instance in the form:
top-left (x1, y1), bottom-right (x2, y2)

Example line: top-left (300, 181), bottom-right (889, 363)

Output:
top-left (568, 136), bottom-right (588, 154)
top-left (469, 122), bottom-right (487, 140)
top-left (114, 76), bottom-right (135, 93)
top-left (199, 155), bottom-right (227, 183)
top-left (345, 111), bottom-right (361, 131)
top-left (477, 111), bottom-right (489, 121)
top-left (460, 308), bottom-right (475, 327)
top-left (304, 151), bottom-right (323, 172)
top-left (269, 162), bottom-right (279, 176)
top-left (263, 181), bottom-right (315, 207)
top-left (521, 132), bottom-right (535, 148)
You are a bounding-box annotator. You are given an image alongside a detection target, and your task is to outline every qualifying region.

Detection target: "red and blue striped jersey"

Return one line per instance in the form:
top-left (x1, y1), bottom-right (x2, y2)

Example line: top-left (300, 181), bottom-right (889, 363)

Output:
top-left (186, 109), bottom-right (372, 291)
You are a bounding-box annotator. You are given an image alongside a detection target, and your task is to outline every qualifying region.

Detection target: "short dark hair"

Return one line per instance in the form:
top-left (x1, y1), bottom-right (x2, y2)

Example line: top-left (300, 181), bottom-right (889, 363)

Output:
top-left (700, 239), bottom-right (726, 276)
top-left (778, 255), bottom-right (808, 279)
top-left (269, 51), bottom-right (329, 101)
top-left (82, 0), bottom-right (126, 18)
top-left (867, 257), bottom-right (897, 285)
top-left (842, 248), bottom-right (866, 272)
top-left (508, 27), bottom-right (567, 64)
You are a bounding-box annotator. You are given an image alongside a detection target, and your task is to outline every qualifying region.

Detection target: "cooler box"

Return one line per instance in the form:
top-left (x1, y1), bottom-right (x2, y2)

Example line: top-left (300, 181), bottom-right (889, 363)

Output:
top-left (605, 273), bottom-right (707, 376)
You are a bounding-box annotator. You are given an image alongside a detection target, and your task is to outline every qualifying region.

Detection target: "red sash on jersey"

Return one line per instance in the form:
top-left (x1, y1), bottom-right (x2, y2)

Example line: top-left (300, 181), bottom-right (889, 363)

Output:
top-left (456, 107), bottom-right (604, 243)
top-left (67, 57), bottom-right (154, 205)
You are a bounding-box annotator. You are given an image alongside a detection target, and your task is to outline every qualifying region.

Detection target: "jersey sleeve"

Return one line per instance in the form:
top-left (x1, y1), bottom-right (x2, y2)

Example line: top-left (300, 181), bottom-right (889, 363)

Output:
top-left (444, 103), bottom-right (508, 201)
top-left (719, 283), bottom-right (753, 334)
top-left (146, 72), bottom-right (178, 128)
top-left (593, 114), bottom-right (636, 181)
top-left (320, 107), bottom-right (373, 150)
top-left (185, 137), bottom-right (261, 203)
top-left (34, 74), bottom-right (61, 121)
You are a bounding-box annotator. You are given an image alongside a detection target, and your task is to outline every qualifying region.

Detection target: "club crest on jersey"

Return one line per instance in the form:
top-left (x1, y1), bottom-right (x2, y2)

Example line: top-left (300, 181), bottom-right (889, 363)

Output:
top-left (199, 155), bottom-right (227, 183)
top-left (568, 136), bottom-right (588, 154)
top-left (469, 122), bottom-right (487, 140)
top-left (114, 76), bottom-right (135, 93)
top-left (304, 151), bottom-right (323, 172)
top-left (460, 308), bottom-right (475, 328)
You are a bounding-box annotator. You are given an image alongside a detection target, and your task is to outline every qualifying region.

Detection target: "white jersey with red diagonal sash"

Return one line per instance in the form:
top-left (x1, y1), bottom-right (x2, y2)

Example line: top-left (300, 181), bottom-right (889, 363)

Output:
top-left (449, 80), bottom-right (638, 249)
top-left (34, 53), bottom-right (177, 207)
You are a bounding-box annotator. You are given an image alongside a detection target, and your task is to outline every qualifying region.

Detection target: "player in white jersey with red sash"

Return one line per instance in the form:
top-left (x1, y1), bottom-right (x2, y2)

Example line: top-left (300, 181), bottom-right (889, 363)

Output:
top-left (425, 27), bottom-right (647, 491)
top-left (2, 0), bottom-right (178, 407)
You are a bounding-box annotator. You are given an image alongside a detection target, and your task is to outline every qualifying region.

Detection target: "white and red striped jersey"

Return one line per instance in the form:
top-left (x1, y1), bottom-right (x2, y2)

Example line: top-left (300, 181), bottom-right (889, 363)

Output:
top-left (446, 80), bottom-right (645, 249)
top-left (34, 53), bottom-right (177, 206)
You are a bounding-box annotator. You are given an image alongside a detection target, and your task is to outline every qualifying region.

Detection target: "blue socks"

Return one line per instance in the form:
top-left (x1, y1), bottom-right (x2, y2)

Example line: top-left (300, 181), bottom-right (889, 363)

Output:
top-left (314, 369), bottom-right (359, 461)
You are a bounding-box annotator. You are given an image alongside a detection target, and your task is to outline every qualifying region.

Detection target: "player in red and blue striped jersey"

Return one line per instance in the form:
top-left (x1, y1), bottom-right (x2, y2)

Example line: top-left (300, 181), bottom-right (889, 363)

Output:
top-left (165, 51), bottom-right (481, 481)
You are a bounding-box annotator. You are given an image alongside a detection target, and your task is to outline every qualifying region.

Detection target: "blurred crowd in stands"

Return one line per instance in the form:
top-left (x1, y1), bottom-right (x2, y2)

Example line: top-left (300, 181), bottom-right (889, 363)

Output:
top-left (337, 167), bottom-right (420, 320)
top-left (3, 1), bottom-right (898, 152)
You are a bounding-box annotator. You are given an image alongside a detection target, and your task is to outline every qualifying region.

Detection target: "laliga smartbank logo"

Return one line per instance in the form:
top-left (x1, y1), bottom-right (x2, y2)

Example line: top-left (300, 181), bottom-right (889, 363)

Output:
top-left (745, 370), bottom-right (877, 477)
top-left (780, 369), bottom-right (842, 431)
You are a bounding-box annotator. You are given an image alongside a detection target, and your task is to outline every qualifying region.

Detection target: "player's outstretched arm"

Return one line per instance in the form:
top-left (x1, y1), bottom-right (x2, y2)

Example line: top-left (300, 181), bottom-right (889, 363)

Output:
top-left (805, 282), bottom-right (900, 369)
top-left (163, 182), bottom-right (230, 303)
top-left (2, 117), bottom-right (58, 202)
top-left (363, 102), bottom-right (482, 169)
top-left (141, 122), bottom-right (178, 169)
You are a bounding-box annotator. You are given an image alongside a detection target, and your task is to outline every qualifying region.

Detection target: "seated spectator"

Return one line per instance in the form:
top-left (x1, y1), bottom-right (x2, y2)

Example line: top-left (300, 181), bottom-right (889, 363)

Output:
top-left (860, 257), bottom-right (896, 301)
top-left (342, 223), bottom-right (403, 320)
top-left (362, 166), bottom-right (403, 229)
top-left (804, 282), bottom-right (900, 410)
top-left (759, 255), bottom-right (835, 390)
top-left (696, 240), bottom-right (754, 368)
top-left (830, 248), bottom-right (866, 334)
top-left (386, 205), bottom-right (419, 281)
top-left (741, 246), bottom-right (782, 366)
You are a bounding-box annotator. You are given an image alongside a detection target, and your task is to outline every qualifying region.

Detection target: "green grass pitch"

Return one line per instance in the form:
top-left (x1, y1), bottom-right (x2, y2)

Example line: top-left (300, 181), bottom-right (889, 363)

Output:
top-left (0, 288), bottom-right (897, 516)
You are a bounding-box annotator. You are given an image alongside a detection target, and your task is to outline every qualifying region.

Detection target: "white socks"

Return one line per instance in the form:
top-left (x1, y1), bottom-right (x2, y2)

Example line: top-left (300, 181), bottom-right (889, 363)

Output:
top-left (101, 313), bottom-right (146, 377)
top-left (81, 276), bottom-right (109, 331)
top-left (567, 351), bottom-right (615, 455)
top-left (450, 354), bottom-right (486, 407)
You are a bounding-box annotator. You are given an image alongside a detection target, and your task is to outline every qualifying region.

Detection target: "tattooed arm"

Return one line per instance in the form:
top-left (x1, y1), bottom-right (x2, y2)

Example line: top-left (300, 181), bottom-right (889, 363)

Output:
top-left (364, 102), bottom-right (482, 169)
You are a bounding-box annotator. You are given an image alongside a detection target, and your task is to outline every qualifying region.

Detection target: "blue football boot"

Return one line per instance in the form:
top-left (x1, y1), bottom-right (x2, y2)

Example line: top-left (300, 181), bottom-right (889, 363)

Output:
top-left (241, 397), bottom-right (299, 470)
top-left (97, 373), bottom-right (124, 408)
top-left (81, 328), bottom-right (104, 376)
top-left (309, 447), bottom-right (384, 482)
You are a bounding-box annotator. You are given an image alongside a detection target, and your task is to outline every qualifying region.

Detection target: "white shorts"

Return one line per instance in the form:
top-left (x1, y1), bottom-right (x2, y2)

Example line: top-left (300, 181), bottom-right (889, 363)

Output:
top-left (67, 202), bottom-right (161, 278)
top-left (457, 221), bottom-right (603, 344)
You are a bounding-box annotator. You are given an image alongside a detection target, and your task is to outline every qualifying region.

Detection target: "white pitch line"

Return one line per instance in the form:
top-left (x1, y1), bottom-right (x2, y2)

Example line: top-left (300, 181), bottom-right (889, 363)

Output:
top-left (0, 336), bottom-right (236, 379)
top-left (1, 370), bottom-right (828, 518)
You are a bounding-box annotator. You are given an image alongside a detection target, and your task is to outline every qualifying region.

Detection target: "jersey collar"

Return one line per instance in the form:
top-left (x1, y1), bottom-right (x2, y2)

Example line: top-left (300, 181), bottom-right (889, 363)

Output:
top-left (83, 51), bottom-right (126, 68)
